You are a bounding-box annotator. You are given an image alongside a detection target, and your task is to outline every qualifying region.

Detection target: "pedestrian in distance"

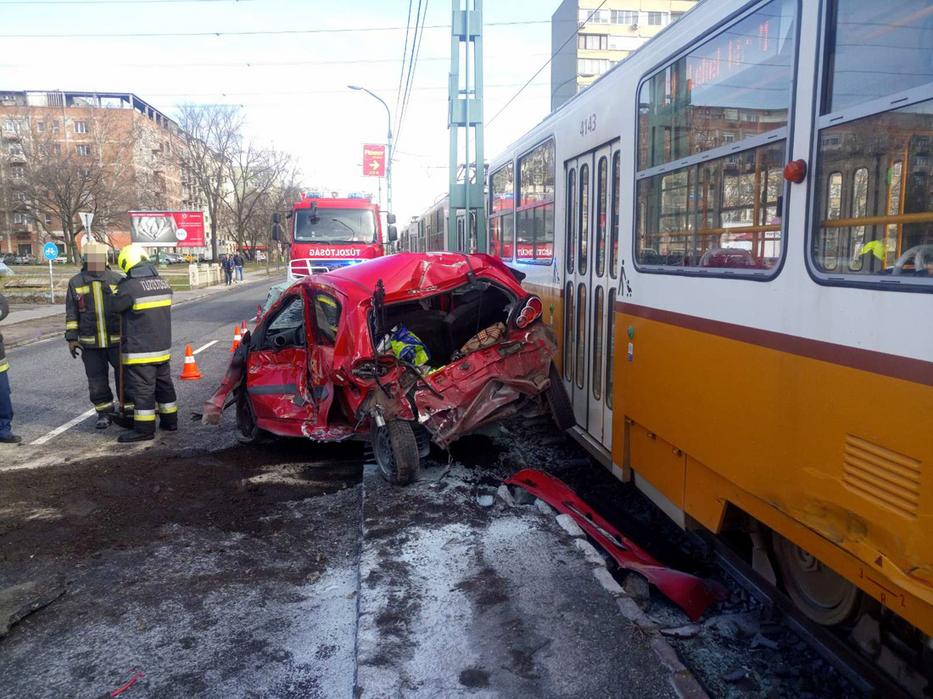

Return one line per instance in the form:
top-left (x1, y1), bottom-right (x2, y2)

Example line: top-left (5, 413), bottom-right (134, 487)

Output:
top-left (221, 254), bottom-right (233, 286)
top-left (0, 291), bottom-right (21, 444)
top-left (233, 252), bottom-right (244, 283)
top-left (65, 241), bottom-right (125, 429)
top-left (107, 244), bottom-right (178, 443)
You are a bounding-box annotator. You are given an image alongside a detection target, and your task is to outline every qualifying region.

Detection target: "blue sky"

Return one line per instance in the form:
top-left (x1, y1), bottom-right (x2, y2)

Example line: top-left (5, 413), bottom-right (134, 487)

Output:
top-left (0, 0), bottom-right (560, 220)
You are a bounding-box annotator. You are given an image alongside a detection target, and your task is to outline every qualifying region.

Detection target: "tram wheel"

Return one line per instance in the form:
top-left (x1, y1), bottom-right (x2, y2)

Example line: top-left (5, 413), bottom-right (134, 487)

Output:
top-left (773, 533), bottom-right (862, 626)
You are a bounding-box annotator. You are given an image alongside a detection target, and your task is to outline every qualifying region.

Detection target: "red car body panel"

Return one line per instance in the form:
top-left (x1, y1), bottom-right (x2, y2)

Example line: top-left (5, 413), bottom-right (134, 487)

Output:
top-left (204, 253), bottom-right (556, 445)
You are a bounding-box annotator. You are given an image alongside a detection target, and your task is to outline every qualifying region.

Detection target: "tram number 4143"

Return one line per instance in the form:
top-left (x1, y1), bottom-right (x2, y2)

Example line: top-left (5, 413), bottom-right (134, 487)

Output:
top-left (580, 114), bottom-right (597, 137)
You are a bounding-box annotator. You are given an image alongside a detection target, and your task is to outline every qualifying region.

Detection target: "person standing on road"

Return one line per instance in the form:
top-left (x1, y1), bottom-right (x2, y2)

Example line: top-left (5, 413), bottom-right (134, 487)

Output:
top-left (0, 291), bottom-right (21, 444)
top-left (108, 244), bottom-right (177, 443)
top-left (233, 252), bottom-right (244, 283)
top-left (65, 242), bottom-right (125, 429)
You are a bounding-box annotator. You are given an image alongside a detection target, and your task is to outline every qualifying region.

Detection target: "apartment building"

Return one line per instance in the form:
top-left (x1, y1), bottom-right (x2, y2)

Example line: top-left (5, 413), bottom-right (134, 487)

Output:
top-left (0, 90), bottom-right (208, 258)
top-left (551, 0), bottom-right (698, 111)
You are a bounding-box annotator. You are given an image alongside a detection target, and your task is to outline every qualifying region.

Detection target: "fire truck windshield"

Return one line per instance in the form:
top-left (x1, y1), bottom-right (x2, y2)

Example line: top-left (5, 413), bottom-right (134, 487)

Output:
top-left (294, 208), bottom-right (376, 244)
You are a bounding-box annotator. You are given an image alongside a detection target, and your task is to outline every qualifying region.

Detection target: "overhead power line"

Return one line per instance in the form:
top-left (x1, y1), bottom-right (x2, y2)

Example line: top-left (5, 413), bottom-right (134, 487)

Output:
top-left (0, 19), bottom-right (548, 39)
top-left (394, 0), bottom-right (429, 155)
top-left (488, 1), bottom-right (609, 126)
top-left (395, 0), bottom-right (416, 112)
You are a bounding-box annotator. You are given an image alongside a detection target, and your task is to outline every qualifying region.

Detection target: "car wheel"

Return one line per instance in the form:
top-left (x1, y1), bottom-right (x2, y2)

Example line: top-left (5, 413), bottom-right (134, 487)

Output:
top-left (545, 363), bottom-right (576, 431)
top-left (235, 387), bottom-right (264, 444)
top-left (373, 420), bottom-right (419, 485)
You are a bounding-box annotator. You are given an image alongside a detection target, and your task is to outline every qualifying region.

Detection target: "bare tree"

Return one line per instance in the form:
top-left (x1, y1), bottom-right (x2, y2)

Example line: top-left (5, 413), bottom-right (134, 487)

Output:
top-left (15, 110), bottom-right (135, 262)
top-left (225, 143), bottom-right (293, 256)
top-left (243, 166), bottom-right (302, 270)
top-left (175, 104), bottom-right (243, 261)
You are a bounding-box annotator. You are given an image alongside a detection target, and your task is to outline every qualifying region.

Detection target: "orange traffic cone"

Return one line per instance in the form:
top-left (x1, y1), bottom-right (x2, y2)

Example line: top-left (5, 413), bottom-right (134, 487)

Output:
top-left (179, 344), bottom-right (203, 381)
top-left (229, 324), bottom-right (242, 352)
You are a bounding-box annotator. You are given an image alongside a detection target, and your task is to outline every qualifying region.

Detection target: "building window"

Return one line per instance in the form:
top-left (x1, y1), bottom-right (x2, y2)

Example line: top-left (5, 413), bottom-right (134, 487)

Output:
top-left (44, 214), bottom-right (53, 226)
top-left (76, 144), bottom-right (91, 156)
top-left (647, 12), bottom-right (666, 26)
top-left (610, 10), bottom-right (638, 25)
top-left (74, 121), bottom-right (88, 134)
top-left (809, 0), bottom-right (932, 289)
top-left (11, 165), bottom-right (25, 179)
top-left (36, 121), bottom-right (45, 133)
top-left (580, 8), bottom-right (610, 24)
top-left (671, 12), bottom-right (685, 22)
top-left (50, 120), bottom-right (60, 133)
top-left (578, 34), bottom-right (609, 50)
top-left (488, 162), bottom-right (514, 259)
top-left (578, 58), bottom-right (611, 77)
top-left (12, 213), bottom-right (29, 225)
top-left (515, 139), bottom-right (555, 264)
top-left (13, 191), bottom-right (27, 203)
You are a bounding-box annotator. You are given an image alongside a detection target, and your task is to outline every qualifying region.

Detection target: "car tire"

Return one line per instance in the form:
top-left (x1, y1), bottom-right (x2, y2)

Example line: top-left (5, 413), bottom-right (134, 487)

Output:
top-left (235, 387), bottom-right (264, 444)
top-left (373, 420), bottom-right (419, 486)
top-left (545, 363), bottom-right (576, 431)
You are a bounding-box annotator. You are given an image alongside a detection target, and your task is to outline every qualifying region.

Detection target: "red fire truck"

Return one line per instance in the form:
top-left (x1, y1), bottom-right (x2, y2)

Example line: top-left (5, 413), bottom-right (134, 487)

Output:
top-left (273, 194), bottom-right (397, 281)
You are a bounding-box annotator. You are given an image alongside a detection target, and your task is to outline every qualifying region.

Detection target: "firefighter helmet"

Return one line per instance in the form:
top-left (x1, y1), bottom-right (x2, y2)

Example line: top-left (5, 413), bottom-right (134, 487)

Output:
top-left (82, 241), bottom-right (108, 260)
top-left (117, 243), bottom-right (147, 274)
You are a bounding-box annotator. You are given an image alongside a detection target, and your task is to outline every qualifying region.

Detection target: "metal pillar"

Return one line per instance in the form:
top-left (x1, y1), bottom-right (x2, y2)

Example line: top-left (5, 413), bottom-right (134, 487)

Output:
top-left (448, 0), bottom-right (485, 252)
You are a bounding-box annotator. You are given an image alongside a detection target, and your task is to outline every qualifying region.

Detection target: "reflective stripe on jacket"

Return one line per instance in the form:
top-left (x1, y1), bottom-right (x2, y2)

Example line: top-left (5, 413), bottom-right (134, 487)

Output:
top-left (65, 269), bottom-right (123, 348)
top-left (111, 263), bottom-right (173, 365)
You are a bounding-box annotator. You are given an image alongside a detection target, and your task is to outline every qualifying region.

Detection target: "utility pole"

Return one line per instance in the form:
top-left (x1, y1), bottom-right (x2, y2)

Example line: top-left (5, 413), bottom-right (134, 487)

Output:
top-left (448, 0), bottom-right (485, 252)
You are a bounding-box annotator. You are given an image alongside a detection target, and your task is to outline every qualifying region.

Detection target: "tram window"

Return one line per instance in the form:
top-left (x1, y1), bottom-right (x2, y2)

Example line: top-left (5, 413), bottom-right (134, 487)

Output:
top-left (516, 139), bottom-right (555, 264)
top-left (849, 168), bottom-right (869, 271)
top-left (564, 282), bottom-right (574, 381)
top-left (823, 0), bottom-right (933, 114)
top-left (811, 99), bottom-right (933, 284)
top-left (596, 156), bottom-right (608, 277)
top-left (579, 164), bottom-right (590, 274)
top-left (606, 289), bottom-right (615, 409)
top-left (489, 163), bottom-right (514, 259)
top-left (610, 151), bottom-right (621, 279)
top-left (566, 168), bottom-right (576, 275)
top-left (575, 283), bottom-right (586, 389)
top-left (636, 141), bottom-right (785, 271)
top-left (822, 172), bottom-right (843, 271)
top-left (592, 286), bottom-right (604, 401)
top-left (637, 0), bottom-right (797, 170)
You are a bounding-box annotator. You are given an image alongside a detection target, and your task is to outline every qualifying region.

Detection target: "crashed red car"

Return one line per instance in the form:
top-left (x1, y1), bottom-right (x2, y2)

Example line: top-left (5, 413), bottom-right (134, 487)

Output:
top-left (204, 252), bottom-right (573, 484)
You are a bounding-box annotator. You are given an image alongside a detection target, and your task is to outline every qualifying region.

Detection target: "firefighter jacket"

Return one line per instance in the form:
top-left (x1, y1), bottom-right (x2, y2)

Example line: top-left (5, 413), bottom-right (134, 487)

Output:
top-left (64, 268), bottom-right (123, 349)
top-left (0, 292), bottom-right (8, 373)
top-left (109, 263), bottom-right (173, 365)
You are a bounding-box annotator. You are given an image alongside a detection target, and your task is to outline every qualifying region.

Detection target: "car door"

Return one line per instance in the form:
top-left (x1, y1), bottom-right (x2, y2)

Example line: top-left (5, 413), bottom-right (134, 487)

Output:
top-left (246, 291), bottom-right (317, 432)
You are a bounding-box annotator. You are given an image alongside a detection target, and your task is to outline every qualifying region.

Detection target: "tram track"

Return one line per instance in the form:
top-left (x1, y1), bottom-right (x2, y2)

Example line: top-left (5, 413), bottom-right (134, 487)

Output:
top-left (708, 536), bottom-right (913, 699)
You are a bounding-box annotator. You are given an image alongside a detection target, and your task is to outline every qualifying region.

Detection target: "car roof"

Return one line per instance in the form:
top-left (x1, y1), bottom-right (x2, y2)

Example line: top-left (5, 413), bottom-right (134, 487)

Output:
top-left (300, 252), bottom-right (520, 305)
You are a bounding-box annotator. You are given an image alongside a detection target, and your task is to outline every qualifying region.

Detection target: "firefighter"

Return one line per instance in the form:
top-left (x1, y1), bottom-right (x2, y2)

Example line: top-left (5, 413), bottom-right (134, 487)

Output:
top-left (108, 244), bottom-right (177, 443)
top-left (65, 241), bottom-right (124, 429)
top-left (0, 291), bottom-right (20, 444)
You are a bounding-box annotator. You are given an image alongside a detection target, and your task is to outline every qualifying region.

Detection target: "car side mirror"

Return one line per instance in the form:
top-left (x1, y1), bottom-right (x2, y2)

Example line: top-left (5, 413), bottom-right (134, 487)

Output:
top-left (386, 212), bottom-right (397, 225)
top-left (387, 224), bottom-right (398, 243)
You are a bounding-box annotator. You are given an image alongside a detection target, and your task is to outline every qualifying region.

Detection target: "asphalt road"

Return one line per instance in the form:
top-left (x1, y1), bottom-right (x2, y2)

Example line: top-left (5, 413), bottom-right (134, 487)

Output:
top-left (1, 278), bottom-right (279, 452)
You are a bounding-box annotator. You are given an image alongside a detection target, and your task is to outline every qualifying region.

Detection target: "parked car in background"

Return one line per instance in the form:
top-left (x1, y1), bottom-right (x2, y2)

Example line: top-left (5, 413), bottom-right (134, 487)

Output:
top-left (203, 252), bottom-right (572, 484)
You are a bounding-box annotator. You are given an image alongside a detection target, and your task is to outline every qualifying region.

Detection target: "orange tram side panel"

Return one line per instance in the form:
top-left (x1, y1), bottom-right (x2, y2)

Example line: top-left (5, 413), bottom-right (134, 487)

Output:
top-left (604, 308), bottom-right (933, 636)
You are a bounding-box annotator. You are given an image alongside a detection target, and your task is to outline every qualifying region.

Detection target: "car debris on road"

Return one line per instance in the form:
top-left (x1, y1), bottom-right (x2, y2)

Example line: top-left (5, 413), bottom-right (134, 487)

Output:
top-left (203, 252), bottom-right (572, 484)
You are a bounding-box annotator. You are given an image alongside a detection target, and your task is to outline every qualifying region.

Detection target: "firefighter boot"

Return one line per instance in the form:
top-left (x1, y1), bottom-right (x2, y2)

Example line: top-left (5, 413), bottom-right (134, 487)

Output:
top-left (95, 414), bottom-right (112, 429)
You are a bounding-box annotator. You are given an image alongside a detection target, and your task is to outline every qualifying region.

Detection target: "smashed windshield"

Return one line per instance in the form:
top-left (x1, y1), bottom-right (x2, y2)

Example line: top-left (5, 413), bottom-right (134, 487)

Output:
top-left (294, 208), bottom-right (376, 243)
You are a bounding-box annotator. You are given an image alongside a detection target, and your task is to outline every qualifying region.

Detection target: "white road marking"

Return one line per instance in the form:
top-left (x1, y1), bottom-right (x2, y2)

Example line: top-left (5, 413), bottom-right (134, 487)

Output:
top-left (193, 340), bottom-right (218, 355)
top-left (30, 408), bottom-right (97, 446)
top-left (29, 338), bottom-right (220, 447)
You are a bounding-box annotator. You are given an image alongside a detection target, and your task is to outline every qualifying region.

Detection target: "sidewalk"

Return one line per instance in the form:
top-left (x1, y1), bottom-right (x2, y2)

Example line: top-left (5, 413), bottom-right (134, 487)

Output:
top-left (0, 269), bottom-right (281, 350)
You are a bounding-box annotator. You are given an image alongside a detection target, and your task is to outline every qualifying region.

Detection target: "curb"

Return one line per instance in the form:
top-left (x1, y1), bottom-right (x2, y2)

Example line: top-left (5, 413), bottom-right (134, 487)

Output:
top-left (3, 275), bottom-right (280, 351)
top-left (526, 494), bottom-right (711, 699)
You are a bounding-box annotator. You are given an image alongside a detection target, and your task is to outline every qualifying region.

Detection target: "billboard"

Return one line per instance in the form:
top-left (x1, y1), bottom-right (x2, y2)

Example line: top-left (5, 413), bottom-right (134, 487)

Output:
top-left (362, 144), bottom-right (386, 177)
top-left (129, 211), bottom-right (205, 248)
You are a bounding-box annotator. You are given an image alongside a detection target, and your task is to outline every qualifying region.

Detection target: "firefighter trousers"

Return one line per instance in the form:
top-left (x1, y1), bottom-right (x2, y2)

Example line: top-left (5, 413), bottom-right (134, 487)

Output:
top-left (81, 347), bottom-right (122, 414)
top-left (124, 361), bottom-right (177, 435)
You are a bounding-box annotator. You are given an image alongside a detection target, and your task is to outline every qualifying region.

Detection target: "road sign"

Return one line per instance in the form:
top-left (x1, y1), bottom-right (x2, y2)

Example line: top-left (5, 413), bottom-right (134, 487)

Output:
top-left (79, 212), bottom-right (94, 237)
top-left (362, 144), bottom-right (386, 177)
top-left (43, 242), bottom-right (59, 261)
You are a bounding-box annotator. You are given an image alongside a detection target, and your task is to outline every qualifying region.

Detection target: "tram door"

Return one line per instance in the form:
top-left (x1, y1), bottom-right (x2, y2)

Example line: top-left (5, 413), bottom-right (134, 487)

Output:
top-left (563, 144), bottom-right (614, 449)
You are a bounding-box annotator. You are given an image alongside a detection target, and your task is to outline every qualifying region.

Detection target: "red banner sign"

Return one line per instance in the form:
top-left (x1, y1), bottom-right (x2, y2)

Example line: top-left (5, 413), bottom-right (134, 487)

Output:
top-left (362, 144), bottom-right (386, 178)
top-left (129, 211), bottom-right (205, 248)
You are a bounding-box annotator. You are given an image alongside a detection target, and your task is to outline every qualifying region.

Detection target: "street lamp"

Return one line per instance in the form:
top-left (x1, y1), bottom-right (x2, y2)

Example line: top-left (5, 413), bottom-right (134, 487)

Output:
top-left (347, 84), bottom-right (393, 216)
